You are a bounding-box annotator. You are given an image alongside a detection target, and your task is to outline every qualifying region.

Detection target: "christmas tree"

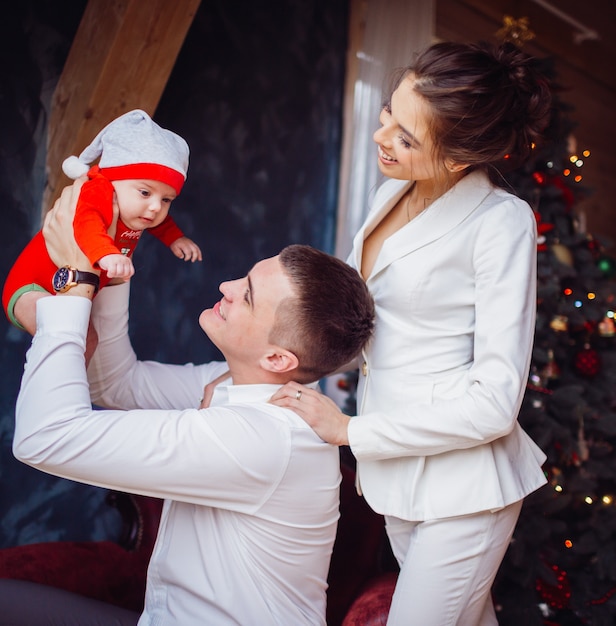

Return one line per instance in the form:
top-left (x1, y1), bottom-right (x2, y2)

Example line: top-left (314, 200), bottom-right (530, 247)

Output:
top-left (492, 57), bottom-right (616, 626)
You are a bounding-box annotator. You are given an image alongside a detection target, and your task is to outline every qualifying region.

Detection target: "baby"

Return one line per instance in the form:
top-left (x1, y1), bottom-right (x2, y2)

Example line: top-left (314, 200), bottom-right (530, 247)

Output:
top-left (3, 109), bottom-right (201, 334)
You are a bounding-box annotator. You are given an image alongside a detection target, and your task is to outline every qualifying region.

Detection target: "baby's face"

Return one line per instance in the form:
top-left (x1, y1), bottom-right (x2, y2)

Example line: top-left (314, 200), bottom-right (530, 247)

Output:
top-left (111, 179), bottom-right (177, 231)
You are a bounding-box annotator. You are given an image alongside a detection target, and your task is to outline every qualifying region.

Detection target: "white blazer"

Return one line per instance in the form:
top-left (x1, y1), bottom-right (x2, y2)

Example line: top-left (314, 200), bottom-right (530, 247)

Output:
top-left (347, 170), bottom-right (547, 521)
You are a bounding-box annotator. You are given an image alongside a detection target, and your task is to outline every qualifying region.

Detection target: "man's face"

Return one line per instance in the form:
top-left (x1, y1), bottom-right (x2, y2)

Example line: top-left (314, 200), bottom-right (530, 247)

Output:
top-left (199, 255), bottom-right (295, 368)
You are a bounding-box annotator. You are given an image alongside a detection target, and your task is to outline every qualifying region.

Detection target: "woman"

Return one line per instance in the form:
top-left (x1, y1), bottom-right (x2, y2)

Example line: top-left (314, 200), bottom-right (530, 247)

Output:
top-left (271, 41), bottom-right (551, 625)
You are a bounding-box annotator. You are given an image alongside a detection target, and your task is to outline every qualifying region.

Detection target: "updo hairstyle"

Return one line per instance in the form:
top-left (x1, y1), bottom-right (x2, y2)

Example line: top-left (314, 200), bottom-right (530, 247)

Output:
top-left (393, 41), bottom-right (553, 180)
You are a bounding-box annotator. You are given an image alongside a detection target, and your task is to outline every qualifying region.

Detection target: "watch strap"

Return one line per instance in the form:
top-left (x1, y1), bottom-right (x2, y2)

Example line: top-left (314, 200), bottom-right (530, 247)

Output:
top-left (73, 269), bottom-right (100, 293)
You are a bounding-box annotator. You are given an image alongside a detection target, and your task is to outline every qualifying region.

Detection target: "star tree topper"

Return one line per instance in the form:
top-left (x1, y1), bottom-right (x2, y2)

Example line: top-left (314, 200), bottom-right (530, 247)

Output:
top-left (496, 15), bottom-right (536, 47)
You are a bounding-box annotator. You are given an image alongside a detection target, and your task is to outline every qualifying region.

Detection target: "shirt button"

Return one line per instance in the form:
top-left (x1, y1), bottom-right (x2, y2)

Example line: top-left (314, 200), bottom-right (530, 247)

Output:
top-left (361, 361), bottom-right (368, 376)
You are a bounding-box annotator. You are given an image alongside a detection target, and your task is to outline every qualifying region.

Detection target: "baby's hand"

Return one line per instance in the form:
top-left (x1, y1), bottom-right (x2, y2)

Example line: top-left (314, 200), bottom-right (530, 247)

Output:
top-left (170, 236), bottom-right (203, 262)
top-left (98, 254), bottom-right (135, 280)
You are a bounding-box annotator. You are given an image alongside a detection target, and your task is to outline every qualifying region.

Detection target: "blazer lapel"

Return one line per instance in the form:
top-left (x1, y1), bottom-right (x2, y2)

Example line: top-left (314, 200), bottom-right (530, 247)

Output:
top-left (349, 179), bottom-right (410, 272)
top-left (359, 171), bottom-right (493, 280)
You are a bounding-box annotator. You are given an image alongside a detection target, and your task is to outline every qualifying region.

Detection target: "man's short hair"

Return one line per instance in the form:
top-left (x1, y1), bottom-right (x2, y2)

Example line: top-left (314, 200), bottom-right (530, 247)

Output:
top-left (271, 244), bottom-right (375, 383)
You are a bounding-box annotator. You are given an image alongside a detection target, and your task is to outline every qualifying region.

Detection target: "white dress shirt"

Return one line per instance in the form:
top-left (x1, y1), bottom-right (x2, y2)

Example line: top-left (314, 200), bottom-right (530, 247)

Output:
top-left (14, 283), bottom-right (340, 625)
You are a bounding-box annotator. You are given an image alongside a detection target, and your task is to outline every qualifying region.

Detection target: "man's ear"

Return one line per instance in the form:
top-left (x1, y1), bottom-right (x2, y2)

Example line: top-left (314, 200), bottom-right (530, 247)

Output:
top-left (260, 348), bottom-right (299, 374)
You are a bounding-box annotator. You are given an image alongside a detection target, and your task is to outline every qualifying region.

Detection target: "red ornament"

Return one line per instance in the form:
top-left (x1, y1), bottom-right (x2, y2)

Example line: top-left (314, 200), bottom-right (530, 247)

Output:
top-left (534, 211), bottom-right (554, 252)
top-left (550, 175), bottom-right (575, 210)
top-left (586, 235), bottom-right (602, 259)
top-left (536, 561), bottom-right (571, 609)
top-left (337, 378), bottom-right (350, 391)
top-left (574, 345), bottom-right (601, 377)
top-left (589, 585), bottom-right (616, 606)
top-left (533, 171), bottom-right (546, 185)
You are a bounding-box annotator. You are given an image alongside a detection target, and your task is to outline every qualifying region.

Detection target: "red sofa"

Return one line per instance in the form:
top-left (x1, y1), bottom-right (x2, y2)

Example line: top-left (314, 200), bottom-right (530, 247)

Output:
top-left (0, 461), bottom-right (398, 625)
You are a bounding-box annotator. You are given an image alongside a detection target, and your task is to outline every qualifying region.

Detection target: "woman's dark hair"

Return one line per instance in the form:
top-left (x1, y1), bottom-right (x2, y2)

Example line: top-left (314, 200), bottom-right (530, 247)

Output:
top-left (271, 244), bottom-right (375, 383)
top-left (391, 41), bottom-right (552, 182)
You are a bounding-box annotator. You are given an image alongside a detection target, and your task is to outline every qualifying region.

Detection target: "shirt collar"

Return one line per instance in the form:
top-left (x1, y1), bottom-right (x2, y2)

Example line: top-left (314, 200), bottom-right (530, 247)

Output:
top-left (210, 381), bottom-right (318, 407)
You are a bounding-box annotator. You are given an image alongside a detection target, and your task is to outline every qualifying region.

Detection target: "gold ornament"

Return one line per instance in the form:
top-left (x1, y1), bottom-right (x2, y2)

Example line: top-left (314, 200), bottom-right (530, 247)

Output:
top-left (551, 243), bottom-right (574, 267)
top-left (550, 315), bottom-right (569, 332)
top-left (541, 349), bottom-right (560, 381)
top-left (496, 15), bottom-right (536, 47)
top-left (599, 316), bottom-right (616, 337)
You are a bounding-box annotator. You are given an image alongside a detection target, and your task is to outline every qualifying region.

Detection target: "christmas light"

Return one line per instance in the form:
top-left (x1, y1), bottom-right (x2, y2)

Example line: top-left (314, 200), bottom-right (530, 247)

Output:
top-left (602, 495), bottom-right (613, 505)
top-left (561, 147), bottom-right (590, 181)
top-left (587, 292), bottom-right (596, 300)
top-left (584, 496), bottom-right (593, 504)
top-left (564, 539), bottom-right (573, 548)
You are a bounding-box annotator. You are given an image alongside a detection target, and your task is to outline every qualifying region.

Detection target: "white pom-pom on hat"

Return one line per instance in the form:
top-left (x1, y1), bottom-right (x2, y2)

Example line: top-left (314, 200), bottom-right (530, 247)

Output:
top-left (62, 155), bottom-right (91, 179)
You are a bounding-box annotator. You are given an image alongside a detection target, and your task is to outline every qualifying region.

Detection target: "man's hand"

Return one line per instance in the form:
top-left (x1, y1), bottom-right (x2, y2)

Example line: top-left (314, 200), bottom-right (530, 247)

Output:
top-left (43, 178), bottom-right (98, 273)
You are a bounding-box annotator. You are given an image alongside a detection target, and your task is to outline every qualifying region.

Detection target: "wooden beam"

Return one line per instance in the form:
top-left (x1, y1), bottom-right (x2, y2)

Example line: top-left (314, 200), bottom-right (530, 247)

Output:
top-left (44, 0), bottom-right (201, 213)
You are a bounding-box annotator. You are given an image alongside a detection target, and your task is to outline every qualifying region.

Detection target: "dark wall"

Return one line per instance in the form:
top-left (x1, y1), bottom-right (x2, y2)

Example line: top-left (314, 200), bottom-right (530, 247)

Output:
top-left (0, 0), bottom-right (348, 548)
top-left (131, 0), bottom-right (349, 365)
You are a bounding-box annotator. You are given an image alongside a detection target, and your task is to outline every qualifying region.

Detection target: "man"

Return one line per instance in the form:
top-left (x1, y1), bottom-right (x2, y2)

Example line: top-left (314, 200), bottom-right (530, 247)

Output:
top-left (5, 180), bottom-right (375, 625)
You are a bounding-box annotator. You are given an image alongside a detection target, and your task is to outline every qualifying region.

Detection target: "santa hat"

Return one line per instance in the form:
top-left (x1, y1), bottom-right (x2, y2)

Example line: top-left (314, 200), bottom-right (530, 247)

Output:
top-left (62, 109), bottom-right (189, 195)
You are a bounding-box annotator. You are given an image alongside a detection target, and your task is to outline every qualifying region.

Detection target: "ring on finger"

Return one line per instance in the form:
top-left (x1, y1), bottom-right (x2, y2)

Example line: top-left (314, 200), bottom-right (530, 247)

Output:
top-left (295, 390), bottom-right (302, 401)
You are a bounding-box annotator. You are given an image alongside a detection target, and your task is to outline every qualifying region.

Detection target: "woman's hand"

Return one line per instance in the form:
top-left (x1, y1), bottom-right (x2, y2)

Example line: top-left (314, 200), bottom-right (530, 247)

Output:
top-left (269, 382), bottom-right (351, 446)
top-left (43, 178), bottom-right (97, 272)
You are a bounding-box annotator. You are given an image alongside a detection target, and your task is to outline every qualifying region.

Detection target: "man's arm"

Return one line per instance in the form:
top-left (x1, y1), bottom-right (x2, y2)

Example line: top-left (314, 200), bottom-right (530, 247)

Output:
top-left (88, 282), bottom-right (227, 410)
top-left (14, 297), bottom-right (288, 508)
top-left (15, 181), bottom-right (288, 505)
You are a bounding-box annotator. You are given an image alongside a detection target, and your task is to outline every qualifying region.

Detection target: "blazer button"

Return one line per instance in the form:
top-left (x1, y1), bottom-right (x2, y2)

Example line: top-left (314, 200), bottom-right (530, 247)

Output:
top-left (361, 361), bottom-right (368, 376)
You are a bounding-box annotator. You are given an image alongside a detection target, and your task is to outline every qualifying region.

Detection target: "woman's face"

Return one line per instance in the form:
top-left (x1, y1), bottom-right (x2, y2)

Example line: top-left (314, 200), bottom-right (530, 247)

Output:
top-left (373, 76), bottom-right (446, 184)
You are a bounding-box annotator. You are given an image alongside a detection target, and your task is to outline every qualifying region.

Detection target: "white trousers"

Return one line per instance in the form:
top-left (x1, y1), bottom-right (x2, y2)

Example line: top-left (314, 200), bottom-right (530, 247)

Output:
top-left (385, 499), bottom-right (523, 626)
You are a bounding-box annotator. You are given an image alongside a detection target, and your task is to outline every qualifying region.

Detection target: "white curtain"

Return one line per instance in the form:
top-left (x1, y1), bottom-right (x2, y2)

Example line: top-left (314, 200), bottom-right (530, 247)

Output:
top-left (335, 0), bottom-right (435, 259)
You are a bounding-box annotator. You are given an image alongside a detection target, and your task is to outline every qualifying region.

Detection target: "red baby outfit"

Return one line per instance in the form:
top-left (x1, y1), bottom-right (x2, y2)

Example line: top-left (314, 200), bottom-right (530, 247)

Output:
top-left (2, 166), bottom-right (184, 328)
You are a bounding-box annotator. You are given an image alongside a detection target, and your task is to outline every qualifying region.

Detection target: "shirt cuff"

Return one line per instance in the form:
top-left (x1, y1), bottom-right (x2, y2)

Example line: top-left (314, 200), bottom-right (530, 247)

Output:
top-left (37, 294), bottom-right (92, 337)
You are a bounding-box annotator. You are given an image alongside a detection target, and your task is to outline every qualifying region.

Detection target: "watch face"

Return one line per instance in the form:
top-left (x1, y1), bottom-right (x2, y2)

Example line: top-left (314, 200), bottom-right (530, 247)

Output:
top-left (52, 267), bottom-right (71, 291)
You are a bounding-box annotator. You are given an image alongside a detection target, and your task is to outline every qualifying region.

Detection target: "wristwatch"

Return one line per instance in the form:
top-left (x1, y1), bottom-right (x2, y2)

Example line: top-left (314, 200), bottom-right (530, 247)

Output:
top-left (52, 266), bottom-right (100, 294)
